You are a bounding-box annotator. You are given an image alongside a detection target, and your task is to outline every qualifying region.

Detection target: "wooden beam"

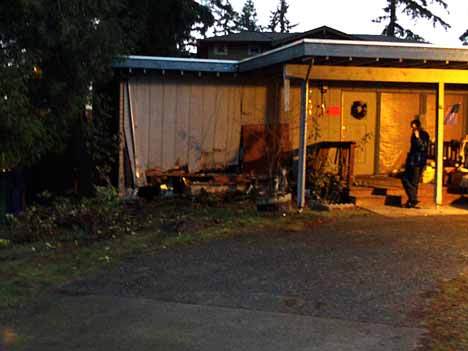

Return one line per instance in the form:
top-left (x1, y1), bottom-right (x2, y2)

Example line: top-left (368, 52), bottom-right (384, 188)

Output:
top-left (283, 66), bottom-right (290, 112)
top-left (435, 82), bottom-right (445, 206)
top-left (297, 79), bottom-right (309, 209)
top-left (285, 64), bottom-right (468, 84)
top-left (119, 81), bottom-right (126, 196)
top-left (123, 82), bottom-right (137, 187)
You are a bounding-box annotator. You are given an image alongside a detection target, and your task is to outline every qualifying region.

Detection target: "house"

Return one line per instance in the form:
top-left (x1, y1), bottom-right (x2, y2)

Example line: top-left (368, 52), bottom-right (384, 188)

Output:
top-left (197, 26), bottom-right (417, 60)
top-left (113, 26), bottom-right (468, 207)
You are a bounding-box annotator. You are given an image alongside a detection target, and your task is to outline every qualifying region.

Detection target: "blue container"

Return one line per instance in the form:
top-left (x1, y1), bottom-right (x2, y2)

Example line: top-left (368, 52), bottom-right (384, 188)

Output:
top-left (0, 170), bottom-right (8, 223)
top-left (0, 169), bottom-right (25, 222)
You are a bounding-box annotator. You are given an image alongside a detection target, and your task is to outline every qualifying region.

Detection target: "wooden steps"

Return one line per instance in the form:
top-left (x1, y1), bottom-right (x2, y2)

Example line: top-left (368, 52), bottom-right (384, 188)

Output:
top-left (352, 183), bottom-right (461, 208)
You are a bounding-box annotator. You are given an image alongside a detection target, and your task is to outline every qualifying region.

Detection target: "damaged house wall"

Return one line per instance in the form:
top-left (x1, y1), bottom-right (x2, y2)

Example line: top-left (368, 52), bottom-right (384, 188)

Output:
top-left (120, 70), bottom-right (468, 189)
top-left (121, 72), bottom-right (284, 187)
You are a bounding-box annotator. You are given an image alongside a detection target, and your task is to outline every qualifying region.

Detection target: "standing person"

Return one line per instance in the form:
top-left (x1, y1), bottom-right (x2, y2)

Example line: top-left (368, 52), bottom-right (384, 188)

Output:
top-left (402, 119), bottom-right (430, 208)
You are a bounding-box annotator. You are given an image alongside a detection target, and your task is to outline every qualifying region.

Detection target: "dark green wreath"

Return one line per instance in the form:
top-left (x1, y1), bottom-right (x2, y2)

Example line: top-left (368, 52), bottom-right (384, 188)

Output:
top-left (351, 101), bottom-right (367, 120)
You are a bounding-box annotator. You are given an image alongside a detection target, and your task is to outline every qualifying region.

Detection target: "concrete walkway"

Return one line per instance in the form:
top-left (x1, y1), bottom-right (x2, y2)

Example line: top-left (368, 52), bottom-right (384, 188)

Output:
top-left (357, 198), bottom-right (468, 217)
top-left (3, 295), bottom-right (423, 351)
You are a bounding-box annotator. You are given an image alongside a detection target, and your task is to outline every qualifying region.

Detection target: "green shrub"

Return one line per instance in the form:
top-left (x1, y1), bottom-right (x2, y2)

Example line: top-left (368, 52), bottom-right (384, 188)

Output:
top-left (0, 238), bottom-right (10, 249)
top-left (7, 187), bottom-right (143, 244)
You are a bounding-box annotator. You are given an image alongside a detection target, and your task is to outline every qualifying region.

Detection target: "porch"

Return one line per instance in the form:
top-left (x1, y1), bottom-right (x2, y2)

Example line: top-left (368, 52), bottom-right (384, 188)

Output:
top-left (352, 175), bottom-right (468, 216)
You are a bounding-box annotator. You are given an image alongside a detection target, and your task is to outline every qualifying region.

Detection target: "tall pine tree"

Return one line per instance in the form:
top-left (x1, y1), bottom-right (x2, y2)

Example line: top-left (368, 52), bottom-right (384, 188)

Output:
top-left (268, 0), bottom-right (297, 33)
top-left (238, 0), bottom-right (260, 32)
top-left (460, 30), bottom-right (468, 45)
top-left (208, 0), bottom-right (240, 35)
top-left (374, 0), bottom-right (450, 42)
top-left (129, 0), bottom-right (213, 55)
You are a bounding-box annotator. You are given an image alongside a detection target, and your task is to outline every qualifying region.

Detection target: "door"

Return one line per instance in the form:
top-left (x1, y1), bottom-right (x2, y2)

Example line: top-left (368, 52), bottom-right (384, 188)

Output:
top-left (342, 91), bottom-right (377, 175)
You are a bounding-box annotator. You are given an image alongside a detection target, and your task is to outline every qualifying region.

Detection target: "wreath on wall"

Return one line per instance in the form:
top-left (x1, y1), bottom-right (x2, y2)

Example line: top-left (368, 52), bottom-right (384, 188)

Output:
top-left (351, 101), bottom-right (367, 120)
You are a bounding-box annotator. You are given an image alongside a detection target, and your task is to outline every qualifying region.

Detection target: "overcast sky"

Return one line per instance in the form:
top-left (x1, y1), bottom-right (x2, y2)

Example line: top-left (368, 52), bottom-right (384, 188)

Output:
top-left (229, 0), bottom-right (468, 47)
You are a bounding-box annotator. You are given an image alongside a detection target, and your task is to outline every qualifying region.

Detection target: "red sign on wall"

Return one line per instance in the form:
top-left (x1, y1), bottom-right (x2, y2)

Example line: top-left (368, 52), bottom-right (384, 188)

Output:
top-left (327, 106), bottom-right (341, 116)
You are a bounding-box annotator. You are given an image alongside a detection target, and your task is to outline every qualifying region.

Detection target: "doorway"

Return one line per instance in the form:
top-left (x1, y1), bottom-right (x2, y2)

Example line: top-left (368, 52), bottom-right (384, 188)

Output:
top-left (341, 91), bottom-right (377, 175)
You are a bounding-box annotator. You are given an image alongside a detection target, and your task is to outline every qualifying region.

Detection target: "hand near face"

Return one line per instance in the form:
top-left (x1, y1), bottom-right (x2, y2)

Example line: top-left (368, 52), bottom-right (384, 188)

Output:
top-left (414, 129), bottom-right (420, 138)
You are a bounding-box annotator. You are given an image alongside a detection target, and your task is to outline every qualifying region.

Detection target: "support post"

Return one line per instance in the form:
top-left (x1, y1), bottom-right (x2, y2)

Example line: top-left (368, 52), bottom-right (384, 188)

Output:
top-left (297, 79), bottom-right (309, 209)
top-left (435, 82), bottom-right (445, 206)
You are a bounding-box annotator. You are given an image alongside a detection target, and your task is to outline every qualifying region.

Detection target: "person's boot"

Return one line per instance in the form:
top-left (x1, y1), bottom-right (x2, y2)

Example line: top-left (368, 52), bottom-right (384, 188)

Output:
top-left (405, 200), bottom-right (420, 208)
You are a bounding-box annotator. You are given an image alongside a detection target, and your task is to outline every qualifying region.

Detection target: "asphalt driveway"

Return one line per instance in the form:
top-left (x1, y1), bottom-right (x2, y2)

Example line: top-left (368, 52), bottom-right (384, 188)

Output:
top-left (3, 214), bottom-right (468, 350)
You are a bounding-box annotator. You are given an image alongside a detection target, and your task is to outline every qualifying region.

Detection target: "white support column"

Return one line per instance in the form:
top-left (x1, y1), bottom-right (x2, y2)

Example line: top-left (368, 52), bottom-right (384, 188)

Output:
top-left (297, 80), bottom-right (309, 209)
top-left (435, 82), bottom-right (445, 206)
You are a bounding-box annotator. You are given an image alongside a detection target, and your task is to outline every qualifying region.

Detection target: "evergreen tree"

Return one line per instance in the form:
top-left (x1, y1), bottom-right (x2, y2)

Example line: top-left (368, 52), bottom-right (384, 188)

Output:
top-left (268, 0), bottom-right (297, 33)
top-left (208, 0), bottom-right (240, 36)
top-left (239, 0), bottom-right (260, 32)
top-left (129, 0), bottom-right (213, 56)
top-left (0, 0), bottom-right (213, 176)
top-left (373, 0), bottom-right (450, 42)
top-left (0, 0), bottom-right (130, 170)
top-left (460, 30), bottom-right (468, 45)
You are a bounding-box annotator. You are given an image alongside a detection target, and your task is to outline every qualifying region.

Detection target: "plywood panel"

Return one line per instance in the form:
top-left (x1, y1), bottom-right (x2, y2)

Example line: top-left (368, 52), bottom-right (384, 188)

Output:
top-left (201, 83), bottom-right (217, 168)
top-left (148, 78), bottom-right (164, 168)
top-left (188, 79), bottom-right (204, 172)
top-left (223, 84), bottom-right (234, 166)
top-left (241, 85), bottom-right (255, 122)
top-left (254, 85), bottom-right (267, 124)
top-left (286, 83), bottom-right (301, 151)
top-left (162, 81), bottom-right (177, 170)
top-left (379, 92), bottom-right (420, 173)
top-left (422, 94), bottom-right (436, 140)
top-left (213, 84), bottom-right (230, 166)
top-left (225, 84), bottom-right (242, 165)
top-left (175, 81), bottom-right (191, 167)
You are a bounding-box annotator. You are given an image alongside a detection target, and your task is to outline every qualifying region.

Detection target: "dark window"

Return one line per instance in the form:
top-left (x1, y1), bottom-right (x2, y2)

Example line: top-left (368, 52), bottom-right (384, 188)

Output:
top-left (248, 47), bottom-right (261, 55)
top-left (214, 45), bottom-right (228, 56)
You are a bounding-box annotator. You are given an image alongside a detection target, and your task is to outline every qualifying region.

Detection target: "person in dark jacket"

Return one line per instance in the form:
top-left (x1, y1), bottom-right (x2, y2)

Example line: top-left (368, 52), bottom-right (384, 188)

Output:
top-left (402, 119), bottom-right (430, 208)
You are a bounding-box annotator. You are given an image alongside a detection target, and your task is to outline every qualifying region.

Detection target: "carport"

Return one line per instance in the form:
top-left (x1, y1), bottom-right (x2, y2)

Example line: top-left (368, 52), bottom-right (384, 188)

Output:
top-left (237, 38), bottom-right (468, 208)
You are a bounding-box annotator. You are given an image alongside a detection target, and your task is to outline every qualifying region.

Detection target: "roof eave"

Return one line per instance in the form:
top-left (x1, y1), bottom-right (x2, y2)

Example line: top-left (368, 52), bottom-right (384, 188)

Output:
top-left (113, 55), bottom-right (238, 73)
top-left (113, 39), bottom-right (468, 74)
top-left (238, 39), bottom-right (468, 72)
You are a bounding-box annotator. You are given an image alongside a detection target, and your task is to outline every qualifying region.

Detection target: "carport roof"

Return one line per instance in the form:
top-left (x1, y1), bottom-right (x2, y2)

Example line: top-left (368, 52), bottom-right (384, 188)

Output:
top-left (112, 55), bottom-right (238, 73)
top-left (113, 38), bottom-right (468, 73)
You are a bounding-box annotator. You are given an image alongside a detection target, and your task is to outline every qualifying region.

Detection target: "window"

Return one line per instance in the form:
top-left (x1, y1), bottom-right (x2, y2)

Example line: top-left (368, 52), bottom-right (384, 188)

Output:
top-left (214, 45), bottom-right (228, 56)
top-left (248, 47), bottom-right (261, 56)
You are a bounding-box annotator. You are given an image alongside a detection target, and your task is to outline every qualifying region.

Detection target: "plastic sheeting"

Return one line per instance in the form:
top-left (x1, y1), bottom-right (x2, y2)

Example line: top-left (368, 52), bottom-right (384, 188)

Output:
top-left (379, 93), bottom-right (421, 174)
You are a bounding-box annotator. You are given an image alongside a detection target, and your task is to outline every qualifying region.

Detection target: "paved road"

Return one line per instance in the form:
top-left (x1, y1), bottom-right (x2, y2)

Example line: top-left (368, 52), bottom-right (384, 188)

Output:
top-left (3, 214), bottom-right (468, 350)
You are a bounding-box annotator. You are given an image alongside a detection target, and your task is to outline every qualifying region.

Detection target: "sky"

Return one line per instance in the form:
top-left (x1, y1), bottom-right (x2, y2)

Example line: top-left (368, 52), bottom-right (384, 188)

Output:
top-left (229, 0), bottom-right (468, 47)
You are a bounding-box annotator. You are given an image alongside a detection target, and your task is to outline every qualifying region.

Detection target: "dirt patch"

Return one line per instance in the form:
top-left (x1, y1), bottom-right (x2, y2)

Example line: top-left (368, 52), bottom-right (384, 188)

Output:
top-left (416, 273), bottom-right (468, 351)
